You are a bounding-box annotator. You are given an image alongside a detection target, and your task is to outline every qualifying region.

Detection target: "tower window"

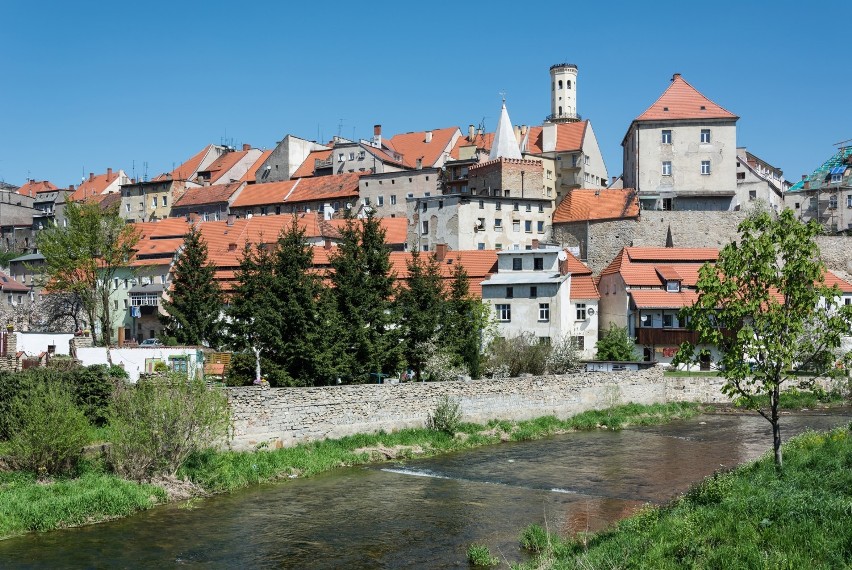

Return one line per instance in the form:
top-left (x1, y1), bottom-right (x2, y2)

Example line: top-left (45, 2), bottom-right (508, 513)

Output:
top-left (701, 161), bottom-right (711, 175)
top-left (566, 80), bottom-right (571, 89)
top-left (558, 80), bottom-right (563, 89)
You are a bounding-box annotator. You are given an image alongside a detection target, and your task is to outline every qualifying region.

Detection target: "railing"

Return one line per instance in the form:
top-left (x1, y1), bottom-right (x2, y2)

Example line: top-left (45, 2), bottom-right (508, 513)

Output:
top-left (545, 112), bottom-right (582, 122)
top-left (636, 327), bottom-right (698, 346)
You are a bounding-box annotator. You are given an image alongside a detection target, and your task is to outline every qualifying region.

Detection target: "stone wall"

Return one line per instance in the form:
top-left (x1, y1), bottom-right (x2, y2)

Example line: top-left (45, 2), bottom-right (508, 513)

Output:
top-left (227, 367), bottom-right (749, 450)
top-left (816, 235), bottom-right (852, 277)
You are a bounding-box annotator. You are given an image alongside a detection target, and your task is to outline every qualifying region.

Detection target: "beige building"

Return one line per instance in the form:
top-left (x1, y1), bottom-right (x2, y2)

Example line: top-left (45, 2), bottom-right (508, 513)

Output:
top-left (785, 146), bottom-right (852, 233)
top-left (735, 148), bottom-right (786, 212)
top-left (622, 74), bottom-right (739, 211)
top-left (359, 168), bottom-right (441, 218)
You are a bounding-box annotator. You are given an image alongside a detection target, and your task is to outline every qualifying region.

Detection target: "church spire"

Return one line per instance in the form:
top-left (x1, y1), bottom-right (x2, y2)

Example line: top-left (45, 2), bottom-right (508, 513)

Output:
top-left (489, 101), bottom-right (522, 161)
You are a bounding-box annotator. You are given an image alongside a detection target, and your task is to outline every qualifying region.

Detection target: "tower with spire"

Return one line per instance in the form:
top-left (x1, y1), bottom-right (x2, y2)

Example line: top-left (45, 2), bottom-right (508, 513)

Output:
top-left (547, 63), bottom-right (579, 124)
top-left (489, 99), bottom-right (523, 161)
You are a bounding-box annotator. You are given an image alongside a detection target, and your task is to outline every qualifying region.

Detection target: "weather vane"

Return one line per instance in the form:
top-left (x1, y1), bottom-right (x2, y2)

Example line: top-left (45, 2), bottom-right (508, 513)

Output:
top-left (498, 90), bottom-right (506, 103)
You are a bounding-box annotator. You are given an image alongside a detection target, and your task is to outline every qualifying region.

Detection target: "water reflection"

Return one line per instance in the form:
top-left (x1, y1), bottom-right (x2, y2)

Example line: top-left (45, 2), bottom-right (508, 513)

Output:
top-left (0, 411), bottom-right (848, 569)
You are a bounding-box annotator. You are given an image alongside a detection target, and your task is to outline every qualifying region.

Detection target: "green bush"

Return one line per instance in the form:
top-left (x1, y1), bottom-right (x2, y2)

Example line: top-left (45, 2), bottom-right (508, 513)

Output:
top-left (546, 334), bottom-right (581, 374)
top-left (0, 371), bottom-right (31, 440)
top-left (486, 332), bottom-right (550, 377)
top-left (225, 352), bottom-right (299, 387)
top-left (7, 381), bottom-right (90, 476)
top-left (108, 375), bottom-right (230, 480)
top-left (519, 523), bottom-right (549, 553)
top-left (69, 364), bottom-right (119, 426)
top-left (595, 324), bottom-right (639, 361)
top-left (426, 395), bottom-right (462, 435)
top-left (467, 544), bottom-right (499, 567)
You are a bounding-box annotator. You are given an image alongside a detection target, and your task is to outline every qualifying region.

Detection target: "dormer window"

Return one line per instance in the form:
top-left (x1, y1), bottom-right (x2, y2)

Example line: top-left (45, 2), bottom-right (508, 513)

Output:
top-left (666, 280), bottom-right (681, 293)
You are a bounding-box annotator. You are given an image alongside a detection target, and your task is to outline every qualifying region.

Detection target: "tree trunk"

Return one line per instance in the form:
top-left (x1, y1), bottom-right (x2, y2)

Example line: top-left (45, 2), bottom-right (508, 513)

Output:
top-left (771, 384), bottom-right (783, 470)
top-left (252, 346), bottom-right (261, 384)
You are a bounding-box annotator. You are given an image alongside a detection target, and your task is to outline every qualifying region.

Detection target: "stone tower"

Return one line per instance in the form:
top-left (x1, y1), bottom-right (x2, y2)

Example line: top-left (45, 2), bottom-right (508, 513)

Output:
top-left (548, 63), bottom-right (579, 123)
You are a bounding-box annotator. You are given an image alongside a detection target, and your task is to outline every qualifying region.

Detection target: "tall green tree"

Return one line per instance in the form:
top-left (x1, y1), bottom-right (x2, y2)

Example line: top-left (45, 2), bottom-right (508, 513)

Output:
top-left (397, 249), bottom-right (446, 380)
top-left (329, 212), bottom-right (400, 382)
top-left (595, 325), bottom-right (638, 361)
top-left (36, 201), bottom-right (139, 345)
top-left (441, 260), bottom-right (490, 378)
top-left (161, 225), bottom-right (223, 347)
top-left (675, 209), bottom-right (852, 469)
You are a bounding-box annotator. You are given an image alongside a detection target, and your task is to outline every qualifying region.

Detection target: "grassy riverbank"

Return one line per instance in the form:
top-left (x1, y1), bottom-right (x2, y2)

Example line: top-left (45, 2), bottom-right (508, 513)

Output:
top-left (0, 401), bottom-right (699, 539)
top-left (511, 423), bottom-right (852, 569)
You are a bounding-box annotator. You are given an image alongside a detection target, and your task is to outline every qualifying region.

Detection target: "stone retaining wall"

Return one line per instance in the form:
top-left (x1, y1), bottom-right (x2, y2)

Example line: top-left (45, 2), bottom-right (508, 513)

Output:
top-left (228, 367), bottom-right (736, 450)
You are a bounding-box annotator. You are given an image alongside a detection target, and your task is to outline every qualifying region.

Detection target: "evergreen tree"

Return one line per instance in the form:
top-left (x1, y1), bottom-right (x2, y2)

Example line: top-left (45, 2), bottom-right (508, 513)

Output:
top-left (161, 225), bottom-right (223, 347)
top-left (442, 260), bottom-right (489, 378)
top-left (397, 249), bottom-right (446, 380)
top-left (329, 212), bottom-right (400, 382)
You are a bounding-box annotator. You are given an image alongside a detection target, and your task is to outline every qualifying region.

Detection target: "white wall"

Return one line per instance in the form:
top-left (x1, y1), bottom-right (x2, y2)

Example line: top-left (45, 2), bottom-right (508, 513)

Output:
top-left (75, 347), bottom-right (203, 383)
top-left (15, 332), bottom-right (74, 356)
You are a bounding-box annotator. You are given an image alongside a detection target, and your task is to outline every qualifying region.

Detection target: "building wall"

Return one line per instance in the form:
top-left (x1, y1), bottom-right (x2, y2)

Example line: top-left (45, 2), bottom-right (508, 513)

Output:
top-left (597, 272), bottom-right (629, 331)
top-left (257, 136), bottom-right (328, 183)
top-left (120, 180), bottom-right (188, 222)
top-left (468, 158), bottom-right (546, 200)
top-left (359, 169), bottom-right (440, 218)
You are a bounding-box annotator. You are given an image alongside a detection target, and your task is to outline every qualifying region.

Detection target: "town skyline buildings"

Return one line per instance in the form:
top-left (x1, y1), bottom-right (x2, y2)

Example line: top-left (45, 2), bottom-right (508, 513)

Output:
top-left (2, 0), bottom-right (849, 189)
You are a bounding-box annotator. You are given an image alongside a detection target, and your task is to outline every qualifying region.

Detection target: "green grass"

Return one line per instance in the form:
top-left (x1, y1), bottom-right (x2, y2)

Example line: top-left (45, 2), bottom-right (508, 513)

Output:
top-left (181, 402), bottom-right (701, 494)
top-left (0, 464), bottom-right (166, 539)
top-left (467, 543), bottom-right (500, 567)
top-left (512, 423), bottom-right (852, 569)
top-left (736, 387), bottom-right (845, 410)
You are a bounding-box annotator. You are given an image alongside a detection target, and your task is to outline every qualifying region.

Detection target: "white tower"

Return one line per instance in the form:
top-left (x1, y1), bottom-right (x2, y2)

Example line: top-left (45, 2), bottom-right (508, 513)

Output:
top-left (548, 63), bottom-right (579, 123)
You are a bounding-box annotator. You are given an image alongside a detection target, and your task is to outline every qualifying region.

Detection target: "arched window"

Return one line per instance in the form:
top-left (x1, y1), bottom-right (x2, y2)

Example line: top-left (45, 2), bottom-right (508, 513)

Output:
top-left (567, 80), bottom-right (572, 89)
top-left (558, 80), bottom-right (563, 89)
top-left (558, 106), bottom-right (563, 115)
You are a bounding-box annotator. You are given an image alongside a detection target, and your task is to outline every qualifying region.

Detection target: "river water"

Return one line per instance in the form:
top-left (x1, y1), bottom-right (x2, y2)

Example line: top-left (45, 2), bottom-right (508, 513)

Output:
top-left (1, 411), bottom-right (849, 569)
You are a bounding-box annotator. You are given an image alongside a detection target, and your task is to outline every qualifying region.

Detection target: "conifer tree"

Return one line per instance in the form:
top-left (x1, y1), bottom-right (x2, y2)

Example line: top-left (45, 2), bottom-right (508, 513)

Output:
top-left (442, 260), bottom-right (489, 378)
top-left (161, 225), bottom-right (223, 347)
top-left (397, 249), bottom-right (446, 380)
top-left (329, 212), bottom-right (400, 382)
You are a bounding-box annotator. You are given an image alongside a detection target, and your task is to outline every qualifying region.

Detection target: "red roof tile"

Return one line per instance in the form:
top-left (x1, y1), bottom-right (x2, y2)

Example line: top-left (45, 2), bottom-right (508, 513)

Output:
top-left (200, 150), bottom-right (257, 184)
top-left (285, 172), bottom-right (362, 204)
top-left (655, 266), bottom-right (683, 281)
top-left (156, 145), bottom-right (214, 182)
top-left (69, 170), bottom-right (123, 202)
top-left (824, 270), bottom-right (852, 294)
top-left (635, 74), bottom-right (738, 122)
top-left (386, 127), bottom-right (458, 168)
top-left (630, 290), bottom-right (700, 309)
top-left (291, 149), bottom-right (333, 178)
top-left (174, 182), bottom-right (244, 208)
top-left (231, 180), bottom-right (297, 208)
top-left (241, 150), bottom-right (273, 182)
top-left (553, 189), bottom-right (639, 223)
top-left (18, 180), bottom-right (58, 198)
top-left (625, 247), bottom-right (719, 262)
top-left (570, 275), bottom-right (599, 300)
top-left (0, 271), bottom-right (30, 292)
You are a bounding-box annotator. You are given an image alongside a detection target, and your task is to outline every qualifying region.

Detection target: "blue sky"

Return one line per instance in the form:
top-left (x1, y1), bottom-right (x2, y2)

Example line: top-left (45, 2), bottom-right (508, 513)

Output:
top-left (2, 0), bottom-right (850, 188)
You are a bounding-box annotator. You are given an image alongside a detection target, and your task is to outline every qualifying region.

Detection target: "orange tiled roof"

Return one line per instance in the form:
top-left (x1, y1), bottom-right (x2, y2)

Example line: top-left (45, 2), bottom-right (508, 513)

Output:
top-left (635, 74), bottom-right (738, 122)
top-left (624, 247), bottom-right (719, 262)
top-left (291, 149), bottom-right (333, 178)
top-left (156, 145), bottom-right (213, 182)
top-left (0, 271), bottom-right (30, 292)
top-left (655, 265), bottom-right (683, 281)
top-left (174, 182), bottom-right (244, 208)
top-left (389, 250), bottom-right (498, 297)
top-left (18, 180), bottom-right (58, 197)
top-left (285, 172), bottom-right (362, 204)
top-left (241, 150), bottom-right (273, 182)
top-left (564, 250), bottom-right (592, 275)
top-left (630, 290), bottom-right (700, 309)
top-left (525, 122), bottom-right (587, 154)
top-left (230, 180), bottom-right (297, 208)
top-left (325, 217), bottom-right (409, 246)
top-left (133, 218), bottom-right (191, 239)
top-left (201, 150), bottom-right (250, 184)
top-left (386, 127), bottom-right (458, 168)
top-left (69, 170), bottom-right (122, 202)
top-left (824, 270), bottom-right (852, 294)
top-left (553, 189), bottom-right (639, 223)
top-left (599, 247), bottom-right (718, 286)
top-left (570, 275), bottom-right (599, 300)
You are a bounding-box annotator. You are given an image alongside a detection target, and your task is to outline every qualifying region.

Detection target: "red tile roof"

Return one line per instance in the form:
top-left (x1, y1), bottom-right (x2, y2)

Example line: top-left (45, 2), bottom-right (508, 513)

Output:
top-left (386, 127), bottom-right (459, 168)
top-left (570, 275), bottom-right (599, 300)
top-left (655, 265), bottom-right (683, 281)
top-left (630, 290), bottom-right (700, 309)
top-left (231, 180), bottom-right (297, 208)
top-left (553, 189), bottom-right (639, 223)
top-left (624, 247), bottom-right (719, 262)
top-left (449, 122), bottom-right (587, 159)
top-left (824, 270), bottom-right (852, 294)
top-left (133, 218), bottom-right (191, 239)
top-left (241, 150), bottom-right (273, 182)
top-left (0, 271), bottom-right (30, 292)
top-left (156, 145), bottom-right (213, 182)
top-left (18, 180), bottom-right (58, 197)
top-left (389, 250), bottom-right (498, 297)
top-left (291, 149), bottom-right (333, 178)
top-left (285, 172), bottom-right (362, 204)
top-left (599, 247), bottom-right (718, 287)
top-left (69, 170), bottom-right (122, 202)
top-left (200, 150), bottom-right (255, 184)
top-left (173, 182), bottom-right (244, 208)
top-left (325, 217), bottom-right (409, 246)
top-left (635, 74), bottom-right (738, 122)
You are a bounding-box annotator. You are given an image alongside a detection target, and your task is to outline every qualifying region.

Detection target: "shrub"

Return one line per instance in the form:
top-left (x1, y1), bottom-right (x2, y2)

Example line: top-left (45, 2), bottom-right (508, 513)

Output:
top-left (7, 381), bottom-right (90, 476)
top-left (424, 347), bottom-right (469, 382)
top-left (546, 334), bottom-right (581, 374)
top-left (225, 352), bottom-right (298, 387)
top-left (519, 523), bottom-right (550, 553)
top-left (69, 364), bottom-right (119, 426)
top-left (595, 324), bottom-right (638, 361)
top-left (486, 332), bottom-right (550, 377)
top-left (467, 544), bottom-right (499, 567)
top-left (108, 375), bottom-right (230, 480)
top-left (426, 395), bottom-right (462, 435)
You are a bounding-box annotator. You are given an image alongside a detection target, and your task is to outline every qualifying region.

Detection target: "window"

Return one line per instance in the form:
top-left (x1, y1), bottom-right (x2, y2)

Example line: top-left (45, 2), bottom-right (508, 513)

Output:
top-left (421, 221), bottom-right (429, 235)
top-left (124, 299), bottom-right (128, 308)
top-left (829, 195), bottom-right (838, 209)
top-left (496, 304), bottom-right (511, 322)
top-left (338, 153), bottom-right (345, 162)
top-left (700, 129), bottom-right (711, 144)
top-left (349, 152), bottom-right (355, 160)
top-left (525, 203), bottom-right (531, 212)
top-left (377, 195), bottom-right (384, 207)
top-left (525, 220), bottom-right (532, 233)
top-left (113, 299), bottom-right (118, 310)
top-left (662, 161), bottom-right (672, 176)
top-left (162, 196), bottom-right (167, 206)
top-left (390, 195), bottom-right (397, 205)
top-left (512, 258), bottom-right (522, 271)
top-left (662, 198), bottom-right (673, 211)
top-left (748, 190), bottom-right (756, 201)
top-left (506, 287), bottom-right (513, 298)
top-left (479, 200), bottom-right (484, 209)
top-left (169, 356), bottom-right (188, 374)
top-left (666, 280), bottom-right (680, 292)
top-left (576, 303), bottom-right (587, 320)
top-left (275, 205), bottom-right (281, 215)
top-left (438, 200), bottom-right (444, 209)
top-left (495, 201), bottom-right (501, 211)
top-left (125, 203), bottom-right (130, 212)
top-left (477, 243), bottom-right (485, 250)
top-left (358, 151), bottom-right (365, 160)
top-left (662, 314), bottom-right (674, 328)
top-left (538, 204), bottom-right (544, 213)
top-left (530, 286), bottom-right (537, 298)
top-left (533, 257), bottom-right (543, 270)
top-left (494, 218), bottom-right (502, 229)
top-left (421, 202), bottom-right (427, 212)
top-left (513, 221), bottom-right (520, 232)
top-left (573, 336), bottom-right (585, 350)
top-left (831, 173), bottom-right (842, 184)
top-left (847, 195), bottom-right (852, 208)
top-left (513, 202), bottom-right (519, 211)
top-left (538, 303), bottom-right (550, 322)
top-left (537, 221), bottom-right (545, 233)
top-left (495, 243), bottom-right (503, 250)
top-left (795, 202), bottom-right (801, 209)
top-left (661, 130), bottom-right (672, 144)
top-left (701, 161), bottom-right (711, 175)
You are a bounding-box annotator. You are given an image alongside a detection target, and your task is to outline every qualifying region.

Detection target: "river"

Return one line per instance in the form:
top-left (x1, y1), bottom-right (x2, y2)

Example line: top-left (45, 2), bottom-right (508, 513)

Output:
top-left (1, 410), bottom-right (849, 569)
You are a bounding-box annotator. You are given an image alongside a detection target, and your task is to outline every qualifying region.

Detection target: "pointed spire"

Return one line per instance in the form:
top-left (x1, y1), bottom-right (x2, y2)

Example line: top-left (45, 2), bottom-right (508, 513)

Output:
top-left (665, 225), bottom-right (674, 248)
top-left (489, 101), bottom-right (523, 161)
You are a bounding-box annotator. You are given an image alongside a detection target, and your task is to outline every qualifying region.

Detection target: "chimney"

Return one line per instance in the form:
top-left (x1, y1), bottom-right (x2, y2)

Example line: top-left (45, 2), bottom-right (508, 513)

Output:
top-left (416, 158), bottom-right (423, 170)
top-left (542, 123), bottom-right (557, 153)
top-left (801, 175), bottom-right (808, 181)
top-left (513, 125), bottom-right (521, 142)
top-left (373, 124), bottom-right (382, 148)
top-left (560, 252), bottom-right (569, 276)
top-left (107, 168), bottom-right (113, 178)
top-left (227, 214), bottom-right (236, 226)
top-left (671, 72), bottom-right (681, 81)
top-left (435, 243), bottom-right (448, 262)
top-left (68, 184), bottom-right (75, 191)
top-left (188, 213), bottom-right (199, 223)
top-left (323, 238), bottom-right (332, 250)
top-left (228, 242), bottom-right (237, 252)
top-left (468, 124), bottom-right (475, 141)
top-left (532, 239), bottom-right (540, 250)
top-left (89, 172), bottom-right (94, 182)
top-left (425, 131), bottom-right (433, 143)
top-left (520, 125), bottom-right (528, 136)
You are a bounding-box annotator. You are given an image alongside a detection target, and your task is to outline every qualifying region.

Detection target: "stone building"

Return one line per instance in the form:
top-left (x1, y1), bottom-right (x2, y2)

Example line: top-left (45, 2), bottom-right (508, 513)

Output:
top-left (551, 188), bottom-right (639, 263)
top-left (622, 74), bottom-right (738, 211)
top-left (735, 147), bottom-right (787, 212)
top-left (253, 135), bottom-right (330, 183)
top-left (359, 168), bottom-right (440, 218)
top-left (170, 182), bottom-right (246, 222)
top-left (785, 145), bottom-right (852, 234)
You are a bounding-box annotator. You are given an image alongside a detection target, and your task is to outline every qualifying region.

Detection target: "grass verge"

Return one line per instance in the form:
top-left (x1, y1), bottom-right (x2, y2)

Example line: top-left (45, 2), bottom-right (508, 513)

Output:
top-left (512, 422), bottom-right (852, 569)
top-left (0, 402), bottom-right (700, 539)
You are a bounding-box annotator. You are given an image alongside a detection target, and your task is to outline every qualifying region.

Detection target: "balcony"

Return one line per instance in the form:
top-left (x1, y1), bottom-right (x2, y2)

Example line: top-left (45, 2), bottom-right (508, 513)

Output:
top-left (545, 112), bottom-right (582, 123)
top-left (636, 327), bottom-right (698, 346)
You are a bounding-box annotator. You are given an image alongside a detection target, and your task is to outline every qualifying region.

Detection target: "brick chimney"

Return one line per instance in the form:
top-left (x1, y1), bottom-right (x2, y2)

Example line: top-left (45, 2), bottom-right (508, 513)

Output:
top-left (242, 143), bottom-right (251, 151)
top-left (435, 243), bottom-right (448, 262)
top-left (324, 238), bottom-right (333, 250)
top-left (89, 172), bottom-right (95, 182)
top-left (672, 72), bottom-right (681, 81)
top-left (227, 214), bottom-right (236, 226)
top-left (107, 168), bottom-right (113, 178)
top-left (468, 124), bottom-right (475, 141)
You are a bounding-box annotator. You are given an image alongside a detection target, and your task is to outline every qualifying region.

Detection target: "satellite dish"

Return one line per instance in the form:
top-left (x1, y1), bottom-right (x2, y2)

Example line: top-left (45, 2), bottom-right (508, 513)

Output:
top-left (557, 251), bottom-right (568, 261)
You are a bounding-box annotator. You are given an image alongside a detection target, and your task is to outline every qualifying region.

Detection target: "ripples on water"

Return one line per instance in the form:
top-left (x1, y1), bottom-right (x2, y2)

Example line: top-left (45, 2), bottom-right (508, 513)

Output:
top-left (1, 411), bottom-right (848, 569)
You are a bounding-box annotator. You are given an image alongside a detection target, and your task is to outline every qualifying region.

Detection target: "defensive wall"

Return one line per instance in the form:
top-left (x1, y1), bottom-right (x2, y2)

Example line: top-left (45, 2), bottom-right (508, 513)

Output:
top-left (228, 367), bottom-right (811, 450)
